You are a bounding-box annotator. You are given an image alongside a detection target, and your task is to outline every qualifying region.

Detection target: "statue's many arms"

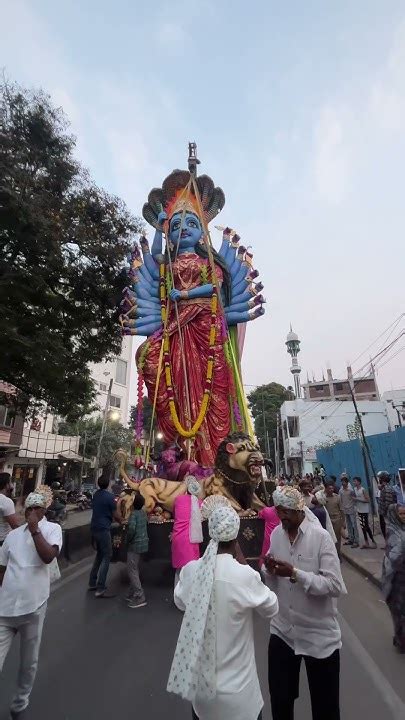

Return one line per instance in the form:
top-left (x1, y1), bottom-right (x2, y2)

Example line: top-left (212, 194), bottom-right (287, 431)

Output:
top-left (119, 163), bottom-right (265, 466)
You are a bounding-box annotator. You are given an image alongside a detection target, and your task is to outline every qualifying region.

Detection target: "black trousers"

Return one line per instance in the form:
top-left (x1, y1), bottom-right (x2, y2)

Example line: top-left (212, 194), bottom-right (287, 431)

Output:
top-left (379, 513), bottom-right (386, 539)
top-left (192, 709), bottom-right (262, 719)
top-left (268, 634), bottom-right (340, 720)
top-left (358, 512), bottom-right (375, 543)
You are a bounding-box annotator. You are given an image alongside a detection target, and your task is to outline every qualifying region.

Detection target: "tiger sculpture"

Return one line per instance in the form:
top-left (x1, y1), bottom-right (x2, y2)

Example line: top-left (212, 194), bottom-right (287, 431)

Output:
top-left (113, 432), bottom-right (265, 515)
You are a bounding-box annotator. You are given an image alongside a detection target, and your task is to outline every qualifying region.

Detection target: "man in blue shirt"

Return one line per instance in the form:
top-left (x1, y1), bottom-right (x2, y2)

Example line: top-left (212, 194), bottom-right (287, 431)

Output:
top-left (89, 476), bottom-right (121, 597)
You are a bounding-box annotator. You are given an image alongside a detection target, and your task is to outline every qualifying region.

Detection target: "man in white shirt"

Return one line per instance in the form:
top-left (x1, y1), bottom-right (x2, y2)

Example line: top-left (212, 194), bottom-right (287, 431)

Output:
top-left (264, 486), bottom-right (346, 720)
top-left (167, 500), bottom-right (279, 720)
top-left (0, 490), bottom-right (62, 718)
top-left (0, 473), bottom-right (20, 545)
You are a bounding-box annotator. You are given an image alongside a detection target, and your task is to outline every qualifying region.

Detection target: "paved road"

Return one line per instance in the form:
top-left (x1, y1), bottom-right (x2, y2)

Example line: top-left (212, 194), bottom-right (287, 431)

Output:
top-left (1, 558), bottom-right (404, 720)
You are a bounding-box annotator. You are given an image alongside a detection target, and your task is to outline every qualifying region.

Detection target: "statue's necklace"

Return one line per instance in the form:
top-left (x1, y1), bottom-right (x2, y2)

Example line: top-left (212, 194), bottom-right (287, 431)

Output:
top-left (216, 468), bottom-right (251, 486)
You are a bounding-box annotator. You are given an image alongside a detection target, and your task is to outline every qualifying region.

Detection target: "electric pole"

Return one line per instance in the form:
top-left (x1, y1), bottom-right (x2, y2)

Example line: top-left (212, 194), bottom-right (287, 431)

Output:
top-left (94, 377), bottom-right (113, 484)
top-left (348, 381), bottom-right (378, 515)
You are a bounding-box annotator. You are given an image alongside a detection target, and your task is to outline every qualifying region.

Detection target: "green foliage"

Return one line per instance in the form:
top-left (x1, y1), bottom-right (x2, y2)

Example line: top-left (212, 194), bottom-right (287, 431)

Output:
top-left (58, 417), bottom-right (133, 468)
top-left (130, 395), bottom-right (155, 437)
top-left (315, 430), bottom-right (343, 450)
top-left (129, 396), bottom-right (165, 456)
top-left (0, 79), bottom-right (143, 420)
top-left (346, 417), bottom-right (362, 441)
top-left (247, 383), bottom-right (293, 456)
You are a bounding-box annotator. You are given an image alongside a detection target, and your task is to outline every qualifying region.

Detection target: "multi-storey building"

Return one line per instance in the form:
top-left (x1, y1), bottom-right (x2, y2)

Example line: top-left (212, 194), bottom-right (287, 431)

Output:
top-left (90, 336), bottom-right (135, 425)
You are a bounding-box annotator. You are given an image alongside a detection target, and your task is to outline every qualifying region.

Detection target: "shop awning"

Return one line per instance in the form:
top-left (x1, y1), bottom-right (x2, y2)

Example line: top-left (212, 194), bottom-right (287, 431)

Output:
top-left (58, 450), bottom-right (88, 462)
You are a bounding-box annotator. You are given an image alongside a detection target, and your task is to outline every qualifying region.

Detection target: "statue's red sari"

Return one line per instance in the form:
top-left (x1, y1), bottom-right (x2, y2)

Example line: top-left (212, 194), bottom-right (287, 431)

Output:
top-left (137, 252), bottom-right (231, 466)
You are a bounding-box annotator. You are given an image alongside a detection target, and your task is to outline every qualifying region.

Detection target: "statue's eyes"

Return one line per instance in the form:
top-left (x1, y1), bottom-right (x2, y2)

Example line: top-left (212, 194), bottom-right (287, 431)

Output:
top-left (172, 221), bottom-right (180, 231)
top-left (188, 219), bottom-right (198, 228)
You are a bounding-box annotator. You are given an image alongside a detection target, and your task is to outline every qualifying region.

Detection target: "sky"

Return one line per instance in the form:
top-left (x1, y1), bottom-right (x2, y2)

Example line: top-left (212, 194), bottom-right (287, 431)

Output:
top-left (2, 0), bottom-right (405, 399)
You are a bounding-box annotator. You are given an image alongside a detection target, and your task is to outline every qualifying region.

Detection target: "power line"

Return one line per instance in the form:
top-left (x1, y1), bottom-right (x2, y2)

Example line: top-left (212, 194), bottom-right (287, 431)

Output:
top-left (376, 344), bottom-right (405, 371)
top-left (350, 313), bottom-right (405, 367)
top-left (299, 345), bottom-right (405, 443)
top-left (296, 319), bottom-right (405, 425)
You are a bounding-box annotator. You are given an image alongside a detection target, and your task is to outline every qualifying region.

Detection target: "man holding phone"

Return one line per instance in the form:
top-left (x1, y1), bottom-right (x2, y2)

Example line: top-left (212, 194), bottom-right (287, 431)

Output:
top-left (263, 486), bottom-right (346, 720)
top-left (0, 490), bottom-right (62, 718)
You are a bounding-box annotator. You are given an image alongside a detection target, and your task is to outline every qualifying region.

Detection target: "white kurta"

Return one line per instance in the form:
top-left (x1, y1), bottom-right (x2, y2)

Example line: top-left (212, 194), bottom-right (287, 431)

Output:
top-left (0, 518), bottom-right (63, 616)
top-left (174, 554), bottom-right (278, 720)
top-left (265, 517), bottom-right (347, 658)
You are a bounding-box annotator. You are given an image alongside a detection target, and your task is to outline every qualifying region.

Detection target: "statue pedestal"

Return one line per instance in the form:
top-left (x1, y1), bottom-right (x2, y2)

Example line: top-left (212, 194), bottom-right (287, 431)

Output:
top-left (111, 517), bottom-right (265, 569)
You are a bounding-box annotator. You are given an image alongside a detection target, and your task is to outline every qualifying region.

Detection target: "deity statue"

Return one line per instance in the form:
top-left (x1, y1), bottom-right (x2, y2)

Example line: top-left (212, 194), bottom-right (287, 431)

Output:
top-left (120, 145), bottom-right (265, 467)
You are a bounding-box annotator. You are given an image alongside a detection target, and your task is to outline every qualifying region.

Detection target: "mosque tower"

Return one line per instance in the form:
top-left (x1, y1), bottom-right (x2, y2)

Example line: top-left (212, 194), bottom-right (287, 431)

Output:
top-left (286, 325), bottom-right (302, 399)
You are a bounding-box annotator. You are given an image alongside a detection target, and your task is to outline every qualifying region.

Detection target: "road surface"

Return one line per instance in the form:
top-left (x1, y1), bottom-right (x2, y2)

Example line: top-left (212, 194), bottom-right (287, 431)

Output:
top-left (1, 558), bottom-right (404, 720)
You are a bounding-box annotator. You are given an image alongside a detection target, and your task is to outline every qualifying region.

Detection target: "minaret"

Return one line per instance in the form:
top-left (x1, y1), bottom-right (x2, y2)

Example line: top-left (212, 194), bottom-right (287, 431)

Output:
top-left (286, 325), bottom-right (302, 399)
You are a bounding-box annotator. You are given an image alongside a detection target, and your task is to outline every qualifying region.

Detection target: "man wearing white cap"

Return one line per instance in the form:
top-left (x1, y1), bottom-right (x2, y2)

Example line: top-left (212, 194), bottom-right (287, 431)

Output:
top-left (167, 498), bottom-right (279, 720)
top-left (0, 490), bottom-right (62, 718)
top-left (264, 486), bottom-right (346, 720)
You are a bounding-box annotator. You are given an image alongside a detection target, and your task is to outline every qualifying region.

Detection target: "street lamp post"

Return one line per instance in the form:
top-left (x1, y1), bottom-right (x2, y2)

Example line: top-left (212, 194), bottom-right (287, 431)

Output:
top-left (79, 429), bottom-right (87, 490)
top-left (94, 377), bottom-right (113, 483)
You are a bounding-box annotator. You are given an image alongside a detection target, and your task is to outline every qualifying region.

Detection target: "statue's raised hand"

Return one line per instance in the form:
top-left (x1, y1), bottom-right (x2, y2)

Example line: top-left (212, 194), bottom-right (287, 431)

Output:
top-left (157, 210), bottom-right (167, 227)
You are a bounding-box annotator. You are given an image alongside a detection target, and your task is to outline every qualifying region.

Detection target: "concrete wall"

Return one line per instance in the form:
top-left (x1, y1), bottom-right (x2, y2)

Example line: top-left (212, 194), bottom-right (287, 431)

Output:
top-left (382, 389), bottom-right (405, 430)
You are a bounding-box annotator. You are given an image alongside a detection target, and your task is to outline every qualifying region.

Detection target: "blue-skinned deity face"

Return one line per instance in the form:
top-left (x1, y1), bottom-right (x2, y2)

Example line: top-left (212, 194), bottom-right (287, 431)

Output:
top-left (168, 212), bottom-right (203, 249)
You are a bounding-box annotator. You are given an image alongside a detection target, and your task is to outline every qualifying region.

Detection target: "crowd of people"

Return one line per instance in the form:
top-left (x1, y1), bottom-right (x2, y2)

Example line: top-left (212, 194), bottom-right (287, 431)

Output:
top-left (0, 465), bottom-right (404, 719)
top-left (166, 468), bottom-right (405, 719)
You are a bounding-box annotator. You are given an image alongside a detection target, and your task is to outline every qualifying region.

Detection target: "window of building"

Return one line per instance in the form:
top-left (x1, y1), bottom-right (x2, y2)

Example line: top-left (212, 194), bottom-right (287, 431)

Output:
top-left (315, 385), bottom-right (325, 392)
top-left (99, 382), bottom-right (107, 392)
top-left (0, 405), bottom-right (15, 428)
top-left (287, 416), bottom-right (299, 437)
top-left (110, 395), bottom-right (121, 409)
top-left (335, 383), bottom-right (343, 391)
top-left (115, 359), bottom-right (127, 386)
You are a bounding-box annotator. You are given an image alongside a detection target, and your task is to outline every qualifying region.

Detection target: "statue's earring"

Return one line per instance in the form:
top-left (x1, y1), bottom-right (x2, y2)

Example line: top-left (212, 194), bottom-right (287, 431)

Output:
top-left (168, 241), bottom-right (174, 252)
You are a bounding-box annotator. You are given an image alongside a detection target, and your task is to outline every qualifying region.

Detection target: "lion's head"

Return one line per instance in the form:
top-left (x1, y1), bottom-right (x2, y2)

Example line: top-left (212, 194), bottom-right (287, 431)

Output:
top-left (215, 432), bottom-right (264, 510)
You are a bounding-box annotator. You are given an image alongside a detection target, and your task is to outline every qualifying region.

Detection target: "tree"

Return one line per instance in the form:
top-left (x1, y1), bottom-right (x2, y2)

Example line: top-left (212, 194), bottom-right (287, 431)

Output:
top-left (130, 396), bottom-right (155, 438)
top-left (247, 383), bottom-right (293, 457)
top-left (58, 417), bottom-right (133, 468)
top-left (315, 430), bottom-right (343, 450)
top-left (0, 79), bottom-right (143, 420)
top-left (130, 396), bottom-right (165, 457)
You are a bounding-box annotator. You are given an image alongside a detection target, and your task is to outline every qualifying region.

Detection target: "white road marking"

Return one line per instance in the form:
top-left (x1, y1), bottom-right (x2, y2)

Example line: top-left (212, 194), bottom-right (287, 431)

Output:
top-left (339, 613), bottom-right (405, 719)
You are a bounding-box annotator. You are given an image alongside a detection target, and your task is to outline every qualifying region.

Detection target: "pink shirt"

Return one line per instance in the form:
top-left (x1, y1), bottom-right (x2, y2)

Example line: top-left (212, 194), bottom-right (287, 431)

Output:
top-left (258, 506), bottom-right (280, 557)
top-left (171, 494), bottom-right (202, 569)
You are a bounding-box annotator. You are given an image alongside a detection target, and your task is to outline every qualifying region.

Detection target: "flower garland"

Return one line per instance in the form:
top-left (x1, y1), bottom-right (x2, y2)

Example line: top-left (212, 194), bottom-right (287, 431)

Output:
top-left (159, 264), bottom-right (167, 323)
top-left (163, 287), bottom-right (218, 438)
top-left (135, 341), bottom-right (150, 441)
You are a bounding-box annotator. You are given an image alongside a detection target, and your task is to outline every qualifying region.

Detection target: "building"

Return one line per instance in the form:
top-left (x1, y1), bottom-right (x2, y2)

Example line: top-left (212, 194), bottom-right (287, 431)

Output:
top-left (382, 389), bottom-right (405, 430)
top-left (90, 336), bottom-right (135, 425)
top-left (10, 426), bottom-right (81, 496)
top-left (280, 398), bottom-right (390, 476)
top-left (0, 381), bottom-right (84, 496)
top-left (302, 366), bottom-right (379, 402)
top-left (0, 382), bottom-right (25, 474)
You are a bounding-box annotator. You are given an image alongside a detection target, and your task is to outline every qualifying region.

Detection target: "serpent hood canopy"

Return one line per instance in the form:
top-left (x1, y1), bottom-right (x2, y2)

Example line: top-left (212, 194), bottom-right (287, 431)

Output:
top-left (142, 169), bottom-right (225, 229)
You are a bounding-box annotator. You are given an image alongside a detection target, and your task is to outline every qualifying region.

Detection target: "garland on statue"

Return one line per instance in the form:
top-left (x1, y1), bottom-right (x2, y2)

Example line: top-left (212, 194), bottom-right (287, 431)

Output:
top-left (135, 341), bottom-right (150, 441)
top-left (163, 287), bottom-right (218, 438)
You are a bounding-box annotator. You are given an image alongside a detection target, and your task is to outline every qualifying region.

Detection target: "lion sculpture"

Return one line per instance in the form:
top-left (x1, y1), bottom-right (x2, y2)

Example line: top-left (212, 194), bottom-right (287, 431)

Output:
top-left (113, 432), bottom-right (265, 516)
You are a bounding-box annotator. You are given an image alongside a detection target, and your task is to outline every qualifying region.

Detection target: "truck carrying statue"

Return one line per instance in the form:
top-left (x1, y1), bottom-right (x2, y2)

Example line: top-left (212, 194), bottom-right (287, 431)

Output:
top-left (115, 144), bottom-right (268, 562)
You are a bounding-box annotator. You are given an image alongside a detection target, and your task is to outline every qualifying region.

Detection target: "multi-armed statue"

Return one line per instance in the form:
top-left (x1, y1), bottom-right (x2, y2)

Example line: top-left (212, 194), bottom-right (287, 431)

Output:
top-left (119, 144), bottom-right (266, 466)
